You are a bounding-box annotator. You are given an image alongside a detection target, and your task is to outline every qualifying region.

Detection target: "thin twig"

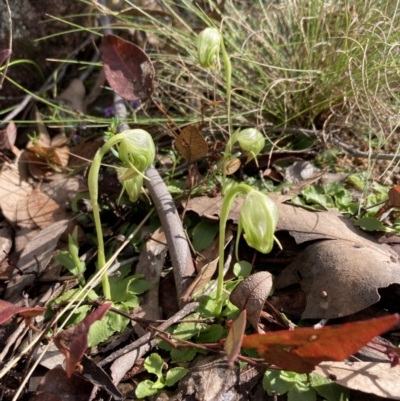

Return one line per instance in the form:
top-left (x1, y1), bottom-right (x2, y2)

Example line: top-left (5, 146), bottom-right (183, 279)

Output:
top-left (98, 301), bottom-right (199, 368)
top-left (0, 0), bottom-right (12, 90)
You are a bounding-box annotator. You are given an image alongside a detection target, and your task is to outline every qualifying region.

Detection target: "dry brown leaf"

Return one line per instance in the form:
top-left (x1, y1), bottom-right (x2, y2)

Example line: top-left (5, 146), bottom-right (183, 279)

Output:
top-left (28, 187), bottom-right (71, 229)
top-left (69, 139), bottom-right (102, 167)
top-left (0, 163), bottom-right (32, 225)
top-left (181, 229), bottom-right (233, 302)
top-left (230, 271), bottom-right (273, 333)
top-left (34, 366), bottom-right (92, 401)
top-left (175, 125), bottom-right (208, 162)
top-left (314, 361), bottom-right (400, 400)
top-left (274, 239), bottom-right (400, 319)
top-left (225, 158), bottom-right (241, 175)
top-left (27, 145), bottom-right (69, 168)
top-left (5, 219), bottom-right (69, 303)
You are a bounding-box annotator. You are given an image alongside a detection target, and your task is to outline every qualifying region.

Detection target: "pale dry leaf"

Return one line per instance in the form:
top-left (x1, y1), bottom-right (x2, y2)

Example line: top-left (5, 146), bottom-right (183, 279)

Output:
top-left (314, 361), bottom-right (400, 400)
top-left (28, 187), bottom-right (71, 229)
top-left (0, 121), bottom-right (17, 152)
top-left (0, 163), bottom-right (32, 225)
top-left (13, 227), bottom-right (41, 257)
top-left (133, 228), bottom-right (167, 337)
top-left (58, 78), bottom-right (86, 113)
top-left (0, 220), bottom-right (14, 259)
top-left (285, 161), bottom-right (320, 184)
top-left (40, 177), bottom-right (84, 209)
top-left (230, 271), bottom-right (273, 333)
top-left (5, 219), bottom-right (69, 303)
top-left (274, 239), bottom-right (400, 319)
top-left (51, 133), bottom-right (69, 147)
top-left (16, 198), bottom-right (37, 229)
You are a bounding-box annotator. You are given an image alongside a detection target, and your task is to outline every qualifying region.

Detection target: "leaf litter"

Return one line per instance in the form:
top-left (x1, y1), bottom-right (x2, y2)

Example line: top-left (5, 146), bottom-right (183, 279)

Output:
top-left (2, 14), bottom-right (400, 401)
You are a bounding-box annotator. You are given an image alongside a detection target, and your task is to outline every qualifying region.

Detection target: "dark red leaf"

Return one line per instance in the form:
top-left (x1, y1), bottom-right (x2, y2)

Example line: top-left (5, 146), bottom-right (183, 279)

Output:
top-left (54, 303), bottom-right (112, 377)
top-left (102, 35), bottom-right (154, 101)
top-left (0, 299), bottom-right (45, 324)
top-left (389, 187), bottom-right (400, 208)
top-left (0, 49), bottom-right (11, 67)
top-left (241, 314), bottom-right (399, 373)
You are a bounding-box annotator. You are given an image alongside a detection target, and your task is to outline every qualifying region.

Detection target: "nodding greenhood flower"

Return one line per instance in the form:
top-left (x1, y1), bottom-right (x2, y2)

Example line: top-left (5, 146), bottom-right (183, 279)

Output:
top-left (238, 190), bottom-right (279, 254)
top-left (236, 128), bottom-right (265, 163)
top-left (197, 27), bottom-right (222, 69)
top-left (118, 169), bottom-right (143, 203)
top-left (118, 129), bottom-right (155, 172)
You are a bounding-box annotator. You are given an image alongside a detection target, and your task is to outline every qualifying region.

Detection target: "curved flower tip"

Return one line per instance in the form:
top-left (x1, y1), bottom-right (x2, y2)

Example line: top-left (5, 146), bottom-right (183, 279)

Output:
top-left (118, 129), bottom-right (155, 172)
top-left (197, 27), bottom-right (222, 69)
top-left (239, 190), bottom-right (278, 254)
top-left (236, 128), bottom-right (265, 163)
top-left (122, 174), bottom-right (143, 203)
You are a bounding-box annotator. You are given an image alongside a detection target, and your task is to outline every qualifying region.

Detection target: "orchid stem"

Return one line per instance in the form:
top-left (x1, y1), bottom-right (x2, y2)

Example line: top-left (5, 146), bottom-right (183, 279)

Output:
top-left (216, 183), bottom-right (253, 316)
top-left (220, 35), bottom-right (232, 194)
top-left (88, 137), bottom-right (124, 300)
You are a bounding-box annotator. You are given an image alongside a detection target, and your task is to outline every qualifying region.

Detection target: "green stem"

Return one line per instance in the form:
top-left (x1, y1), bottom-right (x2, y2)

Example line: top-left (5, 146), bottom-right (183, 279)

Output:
top-left (87, 135), bottom-right (124, 300)
top-left (220, 36), bottom-right (232, 194)
top-left (215, 183), bottom-right (253, 316)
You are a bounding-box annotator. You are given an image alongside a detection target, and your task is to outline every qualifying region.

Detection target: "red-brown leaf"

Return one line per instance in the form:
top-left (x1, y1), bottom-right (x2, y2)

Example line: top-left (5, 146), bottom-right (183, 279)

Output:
top-left (241, 314), bottom-right (399, 373)
top-left (54, 303), bottom-right (112, 377)
top-left (224, 310), bottom-right (247, 369)
top-left (102, 35), bottom-right (154, 101)
top-left (0, 299), bottom-right (45, 324)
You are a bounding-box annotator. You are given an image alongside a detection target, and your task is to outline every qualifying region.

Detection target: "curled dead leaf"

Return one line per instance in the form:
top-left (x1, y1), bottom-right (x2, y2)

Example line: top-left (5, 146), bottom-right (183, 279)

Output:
top-left (230, 271), bottom-right (273, 333)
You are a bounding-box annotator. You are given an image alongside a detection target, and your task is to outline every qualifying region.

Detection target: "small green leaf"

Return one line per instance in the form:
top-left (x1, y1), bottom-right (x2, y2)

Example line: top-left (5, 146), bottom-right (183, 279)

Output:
top-left (128, 277), bottom-right (152, 294)
top-left (170, 347), bottom-right (197, 363)
top-left (121, 297), bottom-right (139, 308)
top-left (233, 261), bottom-right (252, 278)
top-left (196, 324), bottom-right (224, 343)
top-left (88, 317), bottom-right (114, 347)
top-left (192, 220), bottom-right (219, 252)
top-left (263, 370), bottom-right (302, 396)
top-left (135, 380), bottom-right (161, 398)
top-left (165, 367), bottom-right (188, 387)
top-left (172, 315), bottom-right (203, 340)
top-left (287, 384), bottom-right (316, 401)
top-left (302, 185), bottom-right (334, 209)
top-left (108, 303), bottom-right (130, 332)
top-left (354, 217), bottom-right (391, 232)
top-left (144, 353), bottom-right (164, 379)
top-left (310, 374), bottom-right (349, 401)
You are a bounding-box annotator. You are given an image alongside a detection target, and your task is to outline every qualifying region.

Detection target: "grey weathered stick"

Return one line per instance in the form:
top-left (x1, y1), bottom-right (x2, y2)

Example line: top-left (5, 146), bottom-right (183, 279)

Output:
top-left (144, 167), bottom-right (195, 300)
